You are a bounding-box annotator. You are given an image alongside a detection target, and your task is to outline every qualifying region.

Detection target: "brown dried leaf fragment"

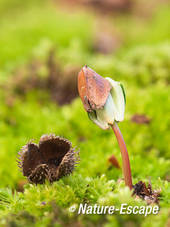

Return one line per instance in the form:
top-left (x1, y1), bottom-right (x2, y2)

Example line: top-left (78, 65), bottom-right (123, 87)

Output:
top-left (133, 181), bottom-right (161, 204)
top-left (18, 134), bottom-right (79, 184)
top-left (131, 114), bottom-right (151, 124)
top-left (108, 154), bottom-right (120, 169)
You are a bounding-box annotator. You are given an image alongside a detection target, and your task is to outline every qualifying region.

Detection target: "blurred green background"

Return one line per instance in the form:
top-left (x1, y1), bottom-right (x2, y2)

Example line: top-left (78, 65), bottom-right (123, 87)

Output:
top-left (0, 0), bottom-right (169, 226)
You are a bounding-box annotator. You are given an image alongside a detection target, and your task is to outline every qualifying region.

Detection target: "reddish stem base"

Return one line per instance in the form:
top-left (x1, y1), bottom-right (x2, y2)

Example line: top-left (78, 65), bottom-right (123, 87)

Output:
top-left (111, 123), bottom-right (133, 190)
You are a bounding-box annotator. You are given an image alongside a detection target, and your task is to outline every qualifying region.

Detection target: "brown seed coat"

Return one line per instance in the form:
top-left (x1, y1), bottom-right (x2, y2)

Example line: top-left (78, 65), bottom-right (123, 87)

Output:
top-left (78, 66), bottom-right (111, 112)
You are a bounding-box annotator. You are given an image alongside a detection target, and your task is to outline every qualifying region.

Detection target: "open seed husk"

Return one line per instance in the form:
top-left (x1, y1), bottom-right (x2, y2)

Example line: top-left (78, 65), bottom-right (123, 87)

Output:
top-left (17, 134), bottom-right (79, 184)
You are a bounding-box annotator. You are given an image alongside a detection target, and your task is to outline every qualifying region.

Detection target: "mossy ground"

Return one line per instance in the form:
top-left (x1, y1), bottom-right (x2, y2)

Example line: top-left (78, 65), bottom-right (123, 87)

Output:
top-left (0, 1), bottom-right (169, 226)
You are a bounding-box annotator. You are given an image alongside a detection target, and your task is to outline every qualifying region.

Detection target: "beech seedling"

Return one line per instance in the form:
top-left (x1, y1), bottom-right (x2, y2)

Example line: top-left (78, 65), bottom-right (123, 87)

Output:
top-left (78, 65), bottom-right (133, 189)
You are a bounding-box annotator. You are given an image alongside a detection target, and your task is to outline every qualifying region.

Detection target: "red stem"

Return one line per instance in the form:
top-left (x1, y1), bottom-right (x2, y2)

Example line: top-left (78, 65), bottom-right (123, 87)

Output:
top-left (111, 123), bottom-right (133, 190)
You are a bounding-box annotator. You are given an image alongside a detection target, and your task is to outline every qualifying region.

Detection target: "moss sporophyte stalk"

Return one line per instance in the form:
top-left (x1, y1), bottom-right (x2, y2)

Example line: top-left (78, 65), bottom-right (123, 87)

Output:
top-left (78, 65), bottom-right (133, 189)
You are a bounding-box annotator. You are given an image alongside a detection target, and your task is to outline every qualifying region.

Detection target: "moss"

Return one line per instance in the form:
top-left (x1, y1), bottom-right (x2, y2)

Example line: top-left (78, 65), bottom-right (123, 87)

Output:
top-left (0, 0), bottom-right (169, 226)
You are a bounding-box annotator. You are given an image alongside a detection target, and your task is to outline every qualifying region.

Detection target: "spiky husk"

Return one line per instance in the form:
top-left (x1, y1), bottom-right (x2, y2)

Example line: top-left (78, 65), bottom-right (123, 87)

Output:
top-left (17, 134), bottom-right (79, 184)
